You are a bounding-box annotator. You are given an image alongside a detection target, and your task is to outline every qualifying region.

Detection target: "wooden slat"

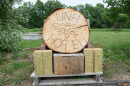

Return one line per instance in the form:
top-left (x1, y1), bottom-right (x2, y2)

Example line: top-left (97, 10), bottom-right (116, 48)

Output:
top-left (94, 48), bottom-right (103, 72)
top-left (42, 50), bottom-right (53, 75)
top-left (31, 71), bottom-right (103, 78)
top-left (33, 50), bottom-right (44, 75)
top-left (84, 48), bottom-right (94, 73)
top-left (32, 78), bottom-right (102, 86)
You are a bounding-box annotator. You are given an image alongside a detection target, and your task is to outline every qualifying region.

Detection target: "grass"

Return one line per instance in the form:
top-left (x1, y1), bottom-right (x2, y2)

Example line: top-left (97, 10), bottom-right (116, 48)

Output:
top-left (10, 39), bottom-right (43, 59)
top-left (23, 28), bottom-right (43, 33)
top-left (0, 31), bottom-right (130, 85)
top-left (90, 31), bottom-right (130, 77)
top-left (0, 60), bottom-right (33, 86)
top-left (90, 28), bottom-right (130, 32)
top-left (20, 39), bottom-right (43, 49)
top-left (90, 32), bottom-right (130, 60)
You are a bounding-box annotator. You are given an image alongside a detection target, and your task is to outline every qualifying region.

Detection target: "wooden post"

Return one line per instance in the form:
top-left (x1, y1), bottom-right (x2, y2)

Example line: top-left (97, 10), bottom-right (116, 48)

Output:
top-left (34, 77), bottom-right (39, 86)
top-left (33, 50), bottom-right (53, 76)
top-left (86, 19), bottom-right (90, 29)
top-left (94, 48), bottom-right (103, 72)
top-left (95, 74), bottom-right (100, 82)
top-left (84, 48), bottom-right (94, 73)
top-left (86, 19), bottom-right (90, 43)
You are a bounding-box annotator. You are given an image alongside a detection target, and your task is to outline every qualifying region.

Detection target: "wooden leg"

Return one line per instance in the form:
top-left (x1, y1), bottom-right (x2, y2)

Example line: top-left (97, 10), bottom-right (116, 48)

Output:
top-left (95, 74), bottom-right (100, 82)
top-left (34, 77), bottom-right (39, 86)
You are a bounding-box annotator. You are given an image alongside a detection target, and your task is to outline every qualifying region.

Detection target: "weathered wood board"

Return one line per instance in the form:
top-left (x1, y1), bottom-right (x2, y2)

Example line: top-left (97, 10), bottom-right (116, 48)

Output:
top-left (33, 50), bottom-right (53, 75)
top-left (42, 8), bottom-right (89, 53)
top-left (93, 48), bottom-right (103, 72)
top-left (84, 48), bottom-right (94, 73)
top-left (53, 53), bottom-right (84, 75)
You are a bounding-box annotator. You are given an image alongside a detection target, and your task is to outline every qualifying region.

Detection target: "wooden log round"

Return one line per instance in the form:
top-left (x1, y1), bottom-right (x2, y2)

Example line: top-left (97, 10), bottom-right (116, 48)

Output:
top-left (42, 8), bottom-right (90, 53)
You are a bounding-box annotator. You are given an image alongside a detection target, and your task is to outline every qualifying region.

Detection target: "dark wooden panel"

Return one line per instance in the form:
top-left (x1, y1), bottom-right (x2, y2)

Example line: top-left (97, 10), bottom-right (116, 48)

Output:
top-left (54, 53), bottom-right (84, 75)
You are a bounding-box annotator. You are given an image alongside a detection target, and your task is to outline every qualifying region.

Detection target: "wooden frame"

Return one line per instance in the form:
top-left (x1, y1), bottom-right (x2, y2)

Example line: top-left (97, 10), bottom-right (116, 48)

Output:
top-left (31, 71), bottom-right (103, 86)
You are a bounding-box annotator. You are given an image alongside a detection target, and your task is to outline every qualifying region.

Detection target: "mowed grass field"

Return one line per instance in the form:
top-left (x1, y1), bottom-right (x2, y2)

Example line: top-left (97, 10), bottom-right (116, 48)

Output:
top-left (0, 31), bottom-right (130, 85)
top-left (90, 31), bottom-right (130, 47)
top-left (90, 31), bottom-right (130, 77)
top-left (91, 31), bottom-right (130, 61)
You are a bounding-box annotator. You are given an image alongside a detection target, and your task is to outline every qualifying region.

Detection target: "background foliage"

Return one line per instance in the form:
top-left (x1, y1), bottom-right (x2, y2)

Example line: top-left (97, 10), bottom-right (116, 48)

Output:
top-left (0, 0), bottom-right (24, 52)
top-left (16, 0), bottom-right (130, 29)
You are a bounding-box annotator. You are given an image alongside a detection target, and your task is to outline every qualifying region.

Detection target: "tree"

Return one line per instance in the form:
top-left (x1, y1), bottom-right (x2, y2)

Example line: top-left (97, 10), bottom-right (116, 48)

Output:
top-left (15, 2), bottom-right (33, 28)
top-left (104, 0), bottom-right (130, 28)
top-left (44, 0), bottom-right (66, 18)
top-left (68, 6), bottom-right (77, 10)
top-left (28, 0), bottom-right (45, 28)
top-left (92, 3), bottom-right (107, 28)
top-left (0, 0), bottom-right (23, 52)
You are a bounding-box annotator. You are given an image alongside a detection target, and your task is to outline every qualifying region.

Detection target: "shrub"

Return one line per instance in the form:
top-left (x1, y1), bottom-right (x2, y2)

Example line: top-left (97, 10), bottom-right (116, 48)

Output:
top-left (0, 29), bottom-right (23, 52)
top-left (0, 0), bottom-right (24, 52)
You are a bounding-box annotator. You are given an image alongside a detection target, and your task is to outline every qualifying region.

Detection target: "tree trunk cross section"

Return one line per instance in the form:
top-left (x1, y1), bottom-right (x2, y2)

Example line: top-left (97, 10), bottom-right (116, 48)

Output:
top-left (42, 8), bottom-right (89, 53)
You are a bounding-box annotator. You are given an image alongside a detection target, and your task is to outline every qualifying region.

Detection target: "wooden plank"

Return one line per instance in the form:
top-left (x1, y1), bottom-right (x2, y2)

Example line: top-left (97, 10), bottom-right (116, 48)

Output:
top-left (33, 50), bottom-right (44, 76)
top-left (31, 71), bottom-right (103, 78)
top-left (54, 53), bottom-right (84, 75)
top-left (32, 78), bottom-right (102, 86)
top-left (42, 50), bottom-right (53, 75)
top-left (34, 77), bottom-right (39, 86)
top-left (95, 74), bottom-right (100, 82)
top-left (93, 48), bottom-right (103, 72)
top-left (84, 48), bottom-right (94, 73)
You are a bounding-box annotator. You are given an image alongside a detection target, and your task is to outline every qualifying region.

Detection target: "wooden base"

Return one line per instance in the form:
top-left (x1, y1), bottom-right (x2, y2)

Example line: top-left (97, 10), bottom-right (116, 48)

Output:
top-left (31, 71), bottom-right (103, 86)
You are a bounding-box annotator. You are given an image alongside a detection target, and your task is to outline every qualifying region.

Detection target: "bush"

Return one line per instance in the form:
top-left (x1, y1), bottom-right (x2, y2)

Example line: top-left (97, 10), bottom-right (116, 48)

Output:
top-left (0, 29), bottom-right (23, 52)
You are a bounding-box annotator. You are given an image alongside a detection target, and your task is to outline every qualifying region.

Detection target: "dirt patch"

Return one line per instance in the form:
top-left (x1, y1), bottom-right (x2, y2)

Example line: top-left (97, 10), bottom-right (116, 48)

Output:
top-left (103, 72), bottom-right (130, 81)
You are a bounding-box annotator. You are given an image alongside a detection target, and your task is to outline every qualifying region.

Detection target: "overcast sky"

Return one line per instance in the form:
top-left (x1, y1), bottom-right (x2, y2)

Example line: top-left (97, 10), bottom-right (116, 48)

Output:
top-left (15, 0), bottom-right (108, 8)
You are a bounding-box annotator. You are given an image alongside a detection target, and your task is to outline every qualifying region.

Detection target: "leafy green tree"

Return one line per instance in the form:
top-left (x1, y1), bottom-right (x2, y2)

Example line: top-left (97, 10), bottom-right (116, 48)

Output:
top-left (28, 0), bottom-right (45, 28)
top-left (16, 2), bottom-right (33, 28)
top-left (44, 0), bottom-right (66, 18)
top-left (104, 0), bottom-right (130, 28)
top-left (0, 0), bottom-right (23, 52)
top-left (68, 6), bottom-right (77, 10)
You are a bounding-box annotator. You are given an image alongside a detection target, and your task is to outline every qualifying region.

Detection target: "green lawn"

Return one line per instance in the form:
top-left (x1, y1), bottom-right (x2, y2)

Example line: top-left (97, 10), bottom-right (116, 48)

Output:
top-left (91, 32), bottom-right (130, 60)
top-left (0, 31), bottom-right (130, 85)
top-left (90, 31), bottom-right (130, 77)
